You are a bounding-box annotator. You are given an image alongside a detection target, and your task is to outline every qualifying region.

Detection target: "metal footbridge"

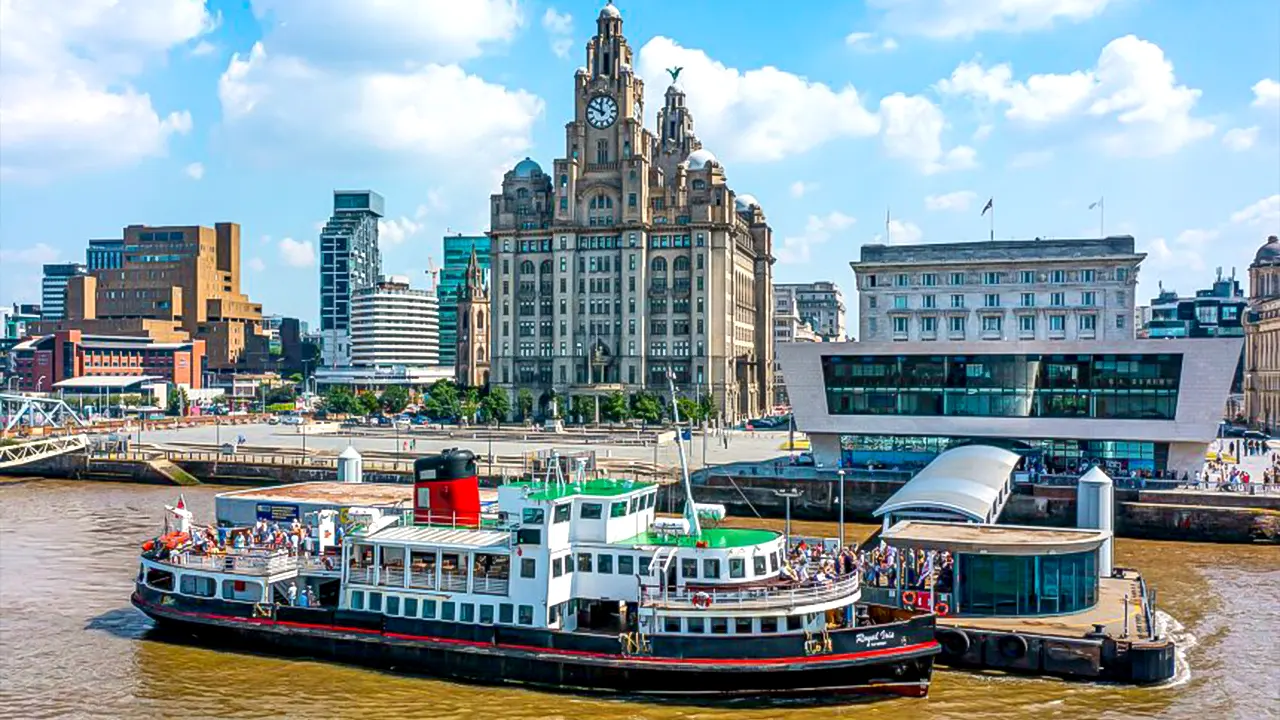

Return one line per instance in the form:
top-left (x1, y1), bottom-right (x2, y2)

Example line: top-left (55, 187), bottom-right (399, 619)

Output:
top-left (0, 434), bottom-right (89, 470)
top-left (0, 393), bottom-right (87, 433)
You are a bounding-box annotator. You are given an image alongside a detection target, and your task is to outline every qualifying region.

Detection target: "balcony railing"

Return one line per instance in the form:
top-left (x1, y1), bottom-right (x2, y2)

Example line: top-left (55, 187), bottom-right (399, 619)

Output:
top-left (641, 574), bottom-right (861, 611)
top-left (162, 550), bottom-right (297, 576)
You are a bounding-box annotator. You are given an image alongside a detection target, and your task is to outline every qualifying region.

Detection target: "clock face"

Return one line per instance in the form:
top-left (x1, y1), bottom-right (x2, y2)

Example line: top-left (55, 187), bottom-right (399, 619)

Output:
top-left (586, 95), bottom-right (619, 129)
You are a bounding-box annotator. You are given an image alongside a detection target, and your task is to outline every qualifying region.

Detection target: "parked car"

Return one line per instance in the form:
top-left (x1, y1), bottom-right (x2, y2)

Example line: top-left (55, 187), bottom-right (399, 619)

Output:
top-left (266, 416), bottom-right (280, 425)
top-left (1244, 429), bottom-right (1270, 440)
top-left (281, 415), bottom-right (305, 426)
top-left (1219, 423), bottom-right (1247, 438)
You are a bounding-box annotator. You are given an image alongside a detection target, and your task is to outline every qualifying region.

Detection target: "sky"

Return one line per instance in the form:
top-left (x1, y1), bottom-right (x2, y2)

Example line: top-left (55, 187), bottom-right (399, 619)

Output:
top-left (1, 0), bottom-right (1278, 328)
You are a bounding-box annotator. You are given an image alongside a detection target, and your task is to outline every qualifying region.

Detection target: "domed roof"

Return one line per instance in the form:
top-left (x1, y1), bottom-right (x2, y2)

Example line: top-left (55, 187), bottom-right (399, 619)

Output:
top-left (1255, 235), bottom-right (1280, 265)
top-left (599, 1), bottom-right (620, 19)
top-left (735, 194), bottom-right (759, 212)
top-left (687, 148), bottom-right (717, 170)
top-left (512, 157), bottom-right (542, 178)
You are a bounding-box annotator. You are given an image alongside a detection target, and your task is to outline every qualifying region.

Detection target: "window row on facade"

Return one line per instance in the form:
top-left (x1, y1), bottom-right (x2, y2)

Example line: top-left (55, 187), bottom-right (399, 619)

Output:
top-left (864, 267), bottom-right (1129, 289)
top-left (873, 290), bottom-right (1122, 310)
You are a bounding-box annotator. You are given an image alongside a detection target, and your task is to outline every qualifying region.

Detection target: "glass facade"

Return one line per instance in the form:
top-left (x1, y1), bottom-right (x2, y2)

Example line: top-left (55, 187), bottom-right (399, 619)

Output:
top-left (822, 353), bottom-right (1182, 420)
top-left (438, 235), bottom-right (491, 368)
top-left (839, 433), bottom-right (1167, 473)
top-left (957, 551), bottom-right (1097, 616)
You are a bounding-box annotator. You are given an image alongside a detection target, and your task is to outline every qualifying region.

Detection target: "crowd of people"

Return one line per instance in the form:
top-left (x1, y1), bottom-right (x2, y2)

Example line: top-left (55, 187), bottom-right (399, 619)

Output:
top-left (854, 543), bottom-right (954, 593)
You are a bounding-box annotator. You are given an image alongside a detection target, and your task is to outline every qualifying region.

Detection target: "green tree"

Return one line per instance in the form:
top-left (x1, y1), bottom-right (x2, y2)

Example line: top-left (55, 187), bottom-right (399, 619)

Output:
top-left (630, 392), bottom-right (663, 425)
top-left (480, 388), bottom-right (511, 425)
top-left (675, 397), bottom-right (701, 423)
top-left (698, 395), bottom-right (717, 424)
top-left (602, 391), bottom-right (630, 424)
top-left (379, 385), bottom-right (410, 414)
top-left (460, 386), bottom-right (481, 423)
top-left (423, 379), bottom-right (461, 421)
top-left (517, 388), bottom-right (535, 421)
top-left (264, 384), bottom-right (296, 405)
top-left (570, 395), bottom-right (596, 424)
top-left (166, 387), bottom-right (189, 416)
top-left (356, 390), bottom-right (381, 416)
top-left (321, 386), bottom-right (359, 414)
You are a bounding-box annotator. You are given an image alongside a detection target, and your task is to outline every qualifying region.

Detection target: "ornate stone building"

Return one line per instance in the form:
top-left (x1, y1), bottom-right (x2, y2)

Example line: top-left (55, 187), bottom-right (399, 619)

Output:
top-left (1244, 235), bottom-right (1280, 427)
top-left (456, 248), bottom-right (491, 388)
top-left (487, 2), bottom-right (774, 421)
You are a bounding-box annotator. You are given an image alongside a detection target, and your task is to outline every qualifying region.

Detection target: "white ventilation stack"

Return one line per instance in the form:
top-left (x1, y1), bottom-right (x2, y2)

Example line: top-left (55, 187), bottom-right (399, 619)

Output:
top-left (1076, 466), bottom-right (1114, 576)
top-left (338, 445), bottom-right (364, 484)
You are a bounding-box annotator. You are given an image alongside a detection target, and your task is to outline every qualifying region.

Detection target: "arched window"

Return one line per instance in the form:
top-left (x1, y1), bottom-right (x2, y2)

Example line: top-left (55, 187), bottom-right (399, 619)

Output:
top-left (651, 257), bottom-right (667, 273)
top-left (539, 260), bottom-right (552, 274)
top-left (673, 256), bottom-right (691, 272)
top-left (516, 188), bottom-right (529, 199)
top-left (590, 197), bottom-right (598, 209)
top-left (520, 260), bottom-right (535, 274)
top-left (691, 179), bottom-right (706, 190)
top-left (478, 311), bottom-right (485, 330)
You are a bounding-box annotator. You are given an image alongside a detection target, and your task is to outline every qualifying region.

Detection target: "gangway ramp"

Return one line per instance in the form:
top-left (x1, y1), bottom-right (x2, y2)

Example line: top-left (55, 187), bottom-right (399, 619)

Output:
top-left (0, 435), bottom-right (89, 470)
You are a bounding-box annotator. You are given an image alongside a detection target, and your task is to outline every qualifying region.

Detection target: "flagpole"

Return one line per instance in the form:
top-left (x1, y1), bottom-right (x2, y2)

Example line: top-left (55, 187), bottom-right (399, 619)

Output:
top-left (1100, 196), bottom-right (1105, 237)
top-left (886, 207), bottom-right (891, 244)
top-left (989, 204), bottom-right (994, 241)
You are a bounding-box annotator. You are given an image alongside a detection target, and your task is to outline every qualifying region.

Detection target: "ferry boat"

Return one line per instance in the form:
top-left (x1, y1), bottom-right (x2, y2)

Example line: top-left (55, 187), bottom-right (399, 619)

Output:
top-left (131, 400), bottom-right (938, 701)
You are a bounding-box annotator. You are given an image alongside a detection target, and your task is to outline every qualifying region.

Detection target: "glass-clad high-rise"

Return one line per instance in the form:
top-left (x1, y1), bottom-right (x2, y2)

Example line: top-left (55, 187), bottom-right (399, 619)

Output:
top-left (438, 235), bottom-right (490, 368)
top-left (319, 190), bottom-right (384, 367)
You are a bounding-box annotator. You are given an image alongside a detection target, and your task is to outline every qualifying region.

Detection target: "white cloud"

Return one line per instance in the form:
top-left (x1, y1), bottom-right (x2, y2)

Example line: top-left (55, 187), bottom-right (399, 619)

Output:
top-left (878, 93), bottom-right (977, 174)
top-left (1222, 126), bottom-right (1259, 152)
top-left (0, 242), bottom-right (59, 264)
top-left (247, 257), bottom-right (266, 272)
top-left (925, 190), bottom-right (978, 212)
top-left (845, 32), bottom-right (898, 52)
top-left (1231, 195), bottom-right (1280, 229)
top-left (886, 219), bottom-right (924, 245)
top-left (938, 35), bottom-right (1214, 157)
top-left (637, 37), bottom-right (881, 163)
top-left (776, 212), bottom-right (856, 264)
top-left (218, 42), bottom-right (543, 169)
top-left (542, 8), bottom-right (574, 58)
top-left (379, 216), bottom-right (423, 245)
top-left (191, 40), bottom-right (217, 57)
top-left (1009, 149), bottom-right (1054, 168)
top-left (278, 237), bottom-right (315, 267)
top-left (246, 0), bottom-right (522, 66)
top-left (789, 181), bottom-right (816, 198)
top-left (972, 123), bottom-right (994, 141)
top-left (871, 0), bottom-right (1113, 39)
top-left (184, 161), bottom-right (205, 180)
top-left (0, 0), bottom-right (209, 180)
top-left (1253, 78), bottom-right (1280, 109)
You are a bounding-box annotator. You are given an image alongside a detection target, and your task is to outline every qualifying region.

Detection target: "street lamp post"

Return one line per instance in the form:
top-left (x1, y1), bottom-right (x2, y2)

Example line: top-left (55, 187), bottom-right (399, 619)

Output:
top-left (774, 488), bottom-right (804, 549)
top-left (837, 469), bottom-right (847, 550)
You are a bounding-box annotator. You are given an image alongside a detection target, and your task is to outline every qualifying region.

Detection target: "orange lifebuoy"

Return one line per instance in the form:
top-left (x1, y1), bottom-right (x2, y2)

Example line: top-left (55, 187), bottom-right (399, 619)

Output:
top-left (693, 592), bottom-right (712, 608)
top-left (142, 540), bottom-right (155, 552)
top-left (901, 590), bottom-right (917, 606)
top-left (935, 602), bottom-right (950, 617)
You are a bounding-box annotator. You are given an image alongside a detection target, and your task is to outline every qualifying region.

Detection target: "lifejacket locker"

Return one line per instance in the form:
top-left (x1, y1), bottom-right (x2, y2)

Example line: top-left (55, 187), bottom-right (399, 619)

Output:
top-left (413, 449), bottom-right (480, 527)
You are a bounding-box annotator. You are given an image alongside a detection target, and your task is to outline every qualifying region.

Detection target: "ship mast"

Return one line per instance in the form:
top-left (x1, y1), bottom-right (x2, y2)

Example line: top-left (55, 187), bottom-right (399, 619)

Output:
top-left (666, 370), bottom-right (702, 538)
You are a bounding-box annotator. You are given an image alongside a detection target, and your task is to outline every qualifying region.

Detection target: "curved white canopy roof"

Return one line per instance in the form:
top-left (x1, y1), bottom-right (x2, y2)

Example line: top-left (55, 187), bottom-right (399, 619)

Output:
top-left (873, 444), bottom-right (1019, 523)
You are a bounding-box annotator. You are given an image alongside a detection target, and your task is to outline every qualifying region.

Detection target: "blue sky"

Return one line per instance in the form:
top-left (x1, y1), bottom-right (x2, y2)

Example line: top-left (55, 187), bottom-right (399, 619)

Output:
top-left (1, 0), bottom-right (1277, 327)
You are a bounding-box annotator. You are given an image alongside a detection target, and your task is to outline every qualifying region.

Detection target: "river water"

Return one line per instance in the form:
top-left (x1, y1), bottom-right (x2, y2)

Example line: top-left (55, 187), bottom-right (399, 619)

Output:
top-left (1, 480), bottom-right (1276, 720)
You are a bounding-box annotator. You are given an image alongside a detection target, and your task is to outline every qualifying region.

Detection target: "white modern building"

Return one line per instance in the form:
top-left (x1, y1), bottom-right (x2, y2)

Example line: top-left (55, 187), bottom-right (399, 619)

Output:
top-left (350, 276), bottom-right (440, 369)
top-left (851, 237), bottom-right (1143, 343)
top-left (774, 282), bottom-right (845, 342)
top-left (773, 287), bottom-right (821, 407)
top-left (777, 338), bottom-right (1243, 477)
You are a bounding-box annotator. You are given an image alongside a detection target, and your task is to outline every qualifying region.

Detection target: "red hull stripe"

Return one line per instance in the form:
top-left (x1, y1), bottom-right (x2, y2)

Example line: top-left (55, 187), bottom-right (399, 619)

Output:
top-left (137, 596), bottom-right (938, 668)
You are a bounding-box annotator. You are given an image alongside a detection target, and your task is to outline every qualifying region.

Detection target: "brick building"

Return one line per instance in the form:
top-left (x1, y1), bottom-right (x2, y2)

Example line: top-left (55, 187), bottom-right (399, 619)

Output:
top-left (11, 330), bottom-right (204, 391)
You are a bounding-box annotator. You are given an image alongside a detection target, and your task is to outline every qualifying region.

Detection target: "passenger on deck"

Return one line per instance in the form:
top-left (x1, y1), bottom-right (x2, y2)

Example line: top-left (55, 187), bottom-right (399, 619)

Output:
top-left (287, 582), bottom-right (298, 606)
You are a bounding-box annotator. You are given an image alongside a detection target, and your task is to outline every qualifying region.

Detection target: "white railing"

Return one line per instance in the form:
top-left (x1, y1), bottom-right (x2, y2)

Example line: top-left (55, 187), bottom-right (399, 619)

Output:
top-left (408, 569), bottom-right (438, 590)
top-left (641, 574), bottom-right (861, 611)
top-left (299, 556), bottom-right (341, 574)
top-left (163, 550), bottom-right (297, 576)
top-left (441, 573), bottom-right (468, 592)
top-left (472, 576), bottom-right (510, 596)
top-left (348, 566), bottom-right (377, 585)
top-left (378, 567), bottom-right (405, 587)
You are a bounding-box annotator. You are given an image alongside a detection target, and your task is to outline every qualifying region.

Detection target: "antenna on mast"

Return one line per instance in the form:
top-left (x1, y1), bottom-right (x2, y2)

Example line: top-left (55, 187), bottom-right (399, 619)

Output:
top-left (666, 370), bottom-right (702, 538)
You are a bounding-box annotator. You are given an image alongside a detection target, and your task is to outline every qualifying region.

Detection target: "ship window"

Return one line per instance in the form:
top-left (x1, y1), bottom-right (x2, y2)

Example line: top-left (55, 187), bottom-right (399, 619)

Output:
top-left (553, 504), bottom-right (571, 523)
top-left (703, 559), bottom-right (720, 579)
top-left (423, 600), bottom-right (437, 619)
top-left (552, 557), bottom-right (564, 577)
top-left (610, 501), bottom-right (627, 518)
top-left (518, 605), bottom-right (534, 625)
top-left (578, 553), bottom-right (593, 572)
top-left (499, 603), bottom-right (514, 623)
top-left (760, 617), bottom-right (778, 633)
top-left (770, 553), bottom-right (779, 572)
top-left (442, 601), bottom-right (456, 621)
top-left (686, 617), bottom-right (705, 633)
top-left (405, 598), bottom-right (419, 617)
top-left (786, 615), bottom-right (803, 631)
top-left (734, 618), bottom-right (752, 634)
top-left (180, 574), bottom-right (215, 597)
top-left (522, 507), bottom-right (545, 525)
top-left (618, 555), bottom-right (634, 575)
top-left (664, 616), bottom-right (681, 633)
top-left (386, 595), bottom-right (400, 616)
top-left (521, 558), bottom-right (537, 578)
top-left (369, 592), bottom-right (383, 612)
top-left (480, 605), bottom-right (494, 624)
top-left (517, 528), bottom-right (542, 545)
top-left (681, 558), bottom-right (697, 578)
top-left (581, 503), bottom-right (603, 519)
top-left (145, 568), bottom-right (174, 591)
top-left (638, 557), bottom-right (652, 576)
top-left (461, 603), bottom-right (476, 622)
top-left (729, 559), bottom-right (745, 579)
top-left (597, 554), bottom-right (613, 574)
top-left (754, 556), bottom-right (767, 576)
top-left (351, 590), bottom-right (364, 610)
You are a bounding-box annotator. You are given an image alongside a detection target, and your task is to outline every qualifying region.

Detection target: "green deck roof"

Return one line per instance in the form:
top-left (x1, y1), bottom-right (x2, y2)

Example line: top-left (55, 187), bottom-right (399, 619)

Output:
top-left (618, 527), bottom-right (780, 549)
top-left (508, 478), bottom-right (653, 501)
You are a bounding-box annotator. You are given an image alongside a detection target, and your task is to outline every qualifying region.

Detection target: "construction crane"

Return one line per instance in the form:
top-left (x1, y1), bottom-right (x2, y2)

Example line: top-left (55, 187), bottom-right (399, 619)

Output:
top-left (425, 256), bottom-right (440, 294)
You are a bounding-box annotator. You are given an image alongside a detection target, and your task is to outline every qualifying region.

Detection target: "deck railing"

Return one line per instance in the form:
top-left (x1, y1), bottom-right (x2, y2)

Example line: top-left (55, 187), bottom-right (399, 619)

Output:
top-left (163, 550), bottom-right (296, 576)
top-left (408, 569), bottom-right (438, 590)
top-left (378, 566), bottom-right (405, 587)
top-left (472, 576), bottom-right (510, 596)
top-left (641, 574), bottom-right (861, 610)
top-left (440, 572), bottom-right (468, 592)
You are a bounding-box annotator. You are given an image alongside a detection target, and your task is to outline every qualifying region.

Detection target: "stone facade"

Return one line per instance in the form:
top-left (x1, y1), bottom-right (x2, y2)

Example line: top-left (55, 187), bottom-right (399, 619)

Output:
top-left (456, 248), bottom-right (491, 388)
top-left (851, 237), bottom-right (1143, 343)
top-left (486, 2), bottom-right (774, 421)
top-left (774, 281), bottom-right (846, 341)
top-left (1244, 235), bottom-right (1280, 427)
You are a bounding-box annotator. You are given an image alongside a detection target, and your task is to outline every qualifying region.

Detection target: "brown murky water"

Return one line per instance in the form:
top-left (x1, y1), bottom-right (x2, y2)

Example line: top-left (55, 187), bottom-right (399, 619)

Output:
top-left (1, 480), bottom-right (1277, 720)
